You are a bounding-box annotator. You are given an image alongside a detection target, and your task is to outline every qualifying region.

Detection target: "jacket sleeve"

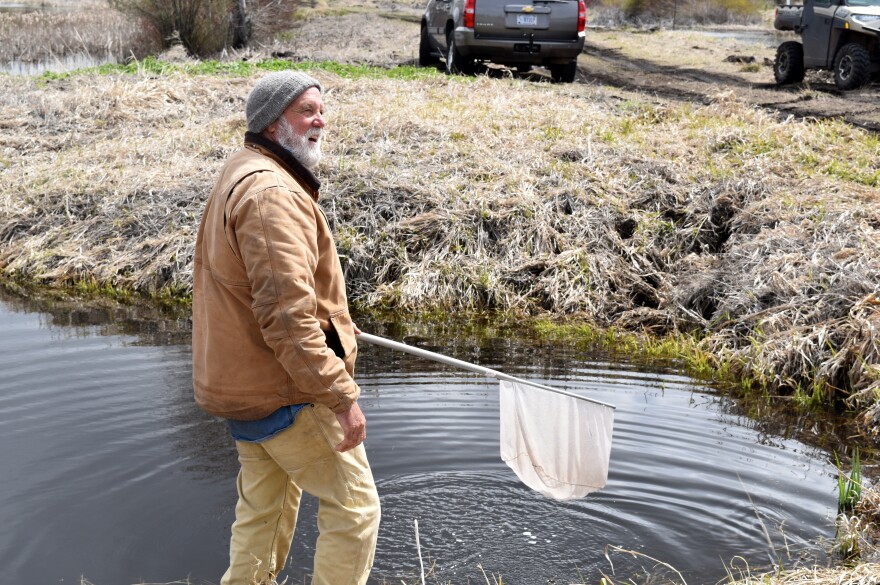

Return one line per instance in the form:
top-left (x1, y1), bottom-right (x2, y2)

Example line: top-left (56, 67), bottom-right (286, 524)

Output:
top-left (230, 182), bottom-right (359, 413)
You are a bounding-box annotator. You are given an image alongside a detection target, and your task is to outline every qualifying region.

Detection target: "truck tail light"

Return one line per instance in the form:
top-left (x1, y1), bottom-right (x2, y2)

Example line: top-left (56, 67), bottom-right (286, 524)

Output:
top-left (464, 0), bottom-right (476, 28)
top-left (577, 0), bottom-right (586, 33)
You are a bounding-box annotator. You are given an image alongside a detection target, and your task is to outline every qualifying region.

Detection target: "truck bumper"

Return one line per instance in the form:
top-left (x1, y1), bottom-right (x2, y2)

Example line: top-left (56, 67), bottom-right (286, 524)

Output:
top-left (453, 27), bottom-right (585, 65)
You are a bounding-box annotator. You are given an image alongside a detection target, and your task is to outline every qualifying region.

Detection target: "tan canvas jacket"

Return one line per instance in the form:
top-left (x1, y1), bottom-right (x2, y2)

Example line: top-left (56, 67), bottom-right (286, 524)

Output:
top-left (192, 132), bottom-right (359, 420)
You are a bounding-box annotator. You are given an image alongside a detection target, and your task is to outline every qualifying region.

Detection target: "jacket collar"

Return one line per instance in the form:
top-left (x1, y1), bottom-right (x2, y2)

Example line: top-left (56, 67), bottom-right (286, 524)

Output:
top-left (244, 131), bottom-right (321, 199)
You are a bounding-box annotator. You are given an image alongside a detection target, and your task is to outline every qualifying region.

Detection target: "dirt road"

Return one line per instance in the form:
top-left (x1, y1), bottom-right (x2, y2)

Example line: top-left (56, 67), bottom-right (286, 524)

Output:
top-left (578, 27), bottom-right (880, 133)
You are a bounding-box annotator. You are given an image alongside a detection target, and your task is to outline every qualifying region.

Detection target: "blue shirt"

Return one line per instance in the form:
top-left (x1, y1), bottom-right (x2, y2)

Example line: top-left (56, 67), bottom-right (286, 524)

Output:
top-left (227, 404), bottom-right (307, 442)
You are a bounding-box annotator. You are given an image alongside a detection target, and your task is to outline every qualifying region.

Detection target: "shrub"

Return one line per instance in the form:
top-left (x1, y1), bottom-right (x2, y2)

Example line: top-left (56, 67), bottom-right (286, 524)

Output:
top-left (594, 0), bottom-right (765, 25)
top-left (108, 0), bottom-right (301, 57)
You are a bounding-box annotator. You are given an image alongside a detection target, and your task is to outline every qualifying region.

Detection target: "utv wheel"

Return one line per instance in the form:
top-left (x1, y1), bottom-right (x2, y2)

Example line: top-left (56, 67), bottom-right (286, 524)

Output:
top-left (550, 60), bottom-right (577, 83)
top-left (446, 32), bottom-right (475, 75)
top-left (419, 24), bottom-right (440, 67)
top-left (774, 41), bottom-right (804, 85)
top-left (834, 43), bottom-right (871, 91)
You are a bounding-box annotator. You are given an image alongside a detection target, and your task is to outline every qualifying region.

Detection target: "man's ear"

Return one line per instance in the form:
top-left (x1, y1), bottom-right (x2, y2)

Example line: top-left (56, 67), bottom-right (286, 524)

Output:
top-left (264, 120), bottom-right (278, 141)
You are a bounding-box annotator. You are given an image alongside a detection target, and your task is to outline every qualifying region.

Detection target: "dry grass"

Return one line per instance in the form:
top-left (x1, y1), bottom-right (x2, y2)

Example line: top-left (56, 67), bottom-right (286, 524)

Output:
top-left (2, 4), bottom-right (879, 439)
top-left (272, 10), bottom-right (422, 66)
top-left (2, 66), bottom-right (879, 431)
top-left (836, 481), bottom-right (880, 562)
top-left (0, 2), bottom-right (159, 66)
top-left (725, 563), bottom-right (880, 584)
top-left (586, 25), bottom-right (780, 68)
top-left (0, 71), bottom-right (248, 296)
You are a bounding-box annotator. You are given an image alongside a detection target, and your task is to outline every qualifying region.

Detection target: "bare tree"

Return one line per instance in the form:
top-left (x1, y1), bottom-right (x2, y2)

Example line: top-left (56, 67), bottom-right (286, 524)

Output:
top-left (108, 0), bottom-right (300, 56)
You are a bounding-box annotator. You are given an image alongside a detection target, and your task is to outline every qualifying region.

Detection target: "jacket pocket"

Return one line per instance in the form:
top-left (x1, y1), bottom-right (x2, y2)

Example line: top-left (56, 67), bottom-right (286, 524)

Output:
top-left (329, 310), bottom-right (357, 357)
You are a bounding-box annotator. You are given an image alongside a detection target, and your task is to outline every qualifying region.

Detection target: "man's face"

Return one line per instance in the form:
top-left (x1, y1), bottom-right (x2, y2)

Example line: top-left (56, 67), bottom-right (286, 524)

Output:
top-left (266, 87), bottom-right (325, 169)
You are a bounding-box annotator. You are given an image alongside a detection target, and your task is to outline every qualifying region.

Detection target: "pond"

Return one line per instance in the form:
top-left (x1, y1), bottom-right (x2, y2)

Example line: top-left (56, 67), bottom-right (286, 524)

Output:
top-left (0, 1), bottom-right (123, 75)
top-left (0, 52), bottom-right (117, 75)
top-left (0, 292), bottom-right (838, 584)
top-left (695, 28), bottom-right (794, 48)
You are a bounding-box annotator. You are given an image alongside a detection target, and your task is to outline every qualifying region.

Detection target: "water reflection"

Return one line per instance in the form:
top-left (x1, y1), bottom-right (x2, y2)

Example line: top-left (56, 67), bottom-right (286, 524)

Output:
top-left (697, 29), bottom-right (793, 48)
top-left (0, 1), bottom-right (137, 75)
top-left (0, 0), bottom-right (88, 11)
top-left (1, 52), bottom-right (117, 75)
top-left (0, 292), bottom-right (837, 584)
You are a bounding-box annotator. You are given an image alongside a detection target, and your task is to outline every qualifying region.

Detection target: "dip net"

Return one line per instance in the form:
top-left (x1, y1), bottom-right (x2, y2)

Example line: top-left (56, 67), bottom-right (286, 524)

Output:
top-left (359, 333), bottom-right (615, 500)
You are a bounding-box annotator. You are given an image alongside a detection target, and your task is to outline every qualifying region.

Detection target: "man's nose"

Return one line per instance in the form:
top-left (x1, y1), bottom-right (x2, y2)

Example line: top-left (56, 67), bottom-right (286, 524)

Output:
top-left (313, 113), bottom-right (325, 128)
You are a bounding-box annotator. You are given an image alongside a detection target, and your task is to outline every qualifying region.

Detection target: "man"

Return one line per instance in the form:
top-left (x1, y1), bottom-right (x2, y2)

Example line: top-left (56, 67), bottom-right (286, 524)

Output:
top-left (192, 71), bottom-right (380, 585)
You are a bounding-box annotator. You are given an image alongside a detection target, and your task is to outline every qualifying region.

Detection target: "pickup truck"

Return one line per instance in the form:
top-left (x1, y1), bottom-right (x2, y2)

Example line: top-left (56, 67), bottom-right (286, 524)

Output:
top-left (419, 0), bottom-right (587, 82)
top-left (772, 0), bottom-right (880, 90)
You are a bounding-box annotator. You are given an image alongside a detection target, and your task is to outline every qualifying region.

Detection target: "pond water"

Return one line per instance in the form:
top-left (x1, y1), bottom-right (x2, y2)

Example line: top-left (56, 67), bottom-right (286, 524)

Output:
top-left (695, 28), bottom-right (793, 48)
top-left (0, 1), bottom-right (120, 75)
top-left (0, 52), bottom-right (117, 75)
top-left (0, 293), bottom-right (838, 584)
top-left (0, 0), bottom-right (86, 11)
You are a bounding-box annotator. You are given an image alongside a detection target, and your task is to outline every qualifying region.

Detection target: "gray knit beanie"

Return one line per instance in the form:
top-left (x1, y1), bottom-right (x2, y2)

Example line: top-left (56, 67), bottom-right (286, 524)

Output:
top-left (245, 71), bottom-right (323, 134)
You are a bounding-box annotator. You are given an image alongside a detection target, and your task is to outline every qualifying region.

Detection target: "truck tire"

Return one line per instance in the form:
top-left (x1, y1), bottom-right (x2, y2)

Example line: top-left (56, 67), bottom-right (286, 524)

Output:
top-left (774, 41), bottom-right (804, 85)
top-left (419, 24), bottom-right (440, 67)
top-left (550, 60), bottom-right (577, 83)
top-left (834, 43), bottom-right (871, 91)
top-left (446, 32), bottom-right (475, 76)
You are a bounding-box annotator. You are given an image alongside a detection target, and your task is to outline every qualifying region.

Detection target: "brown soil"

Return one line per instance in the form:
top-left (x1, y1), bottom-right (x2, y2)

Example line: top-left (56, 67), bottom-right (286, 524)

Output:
top-left (577, 27), bottom-right (880, 133)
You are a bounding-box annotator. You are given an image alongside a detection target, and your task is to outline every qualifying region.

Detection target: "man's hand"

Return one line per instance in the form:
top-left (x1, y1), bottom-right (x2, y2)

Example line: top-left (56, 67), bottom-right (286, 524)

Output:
top-left (334, 401), bottom-right (367, 452)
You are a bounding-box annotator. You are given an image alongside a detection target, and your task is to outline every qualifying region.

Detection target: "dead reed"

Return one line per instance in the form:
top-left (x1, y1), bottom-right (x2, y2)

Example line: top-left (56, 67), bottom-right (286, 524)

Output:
top-left (1, 60), bottom-right (879, 433)
top-left (725, 563), bottom-right (880, 584)
top-left (0, 3), bottom-right (159, 65)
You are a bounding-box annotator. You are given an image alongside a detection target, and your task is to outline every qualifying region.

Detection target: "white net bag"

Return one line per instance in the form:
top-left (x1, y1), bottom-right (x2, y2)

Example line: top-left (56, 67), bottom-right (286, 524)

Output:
top-left (500, 379), bottom-right (614, 500)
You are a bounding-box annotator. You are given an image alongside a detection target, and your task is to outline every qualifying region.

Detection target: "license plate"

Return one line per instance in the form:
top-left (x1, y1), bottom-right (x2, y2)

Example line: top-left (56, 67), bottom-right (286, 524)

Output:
top-left (516, 14), bottom-right (538, 26)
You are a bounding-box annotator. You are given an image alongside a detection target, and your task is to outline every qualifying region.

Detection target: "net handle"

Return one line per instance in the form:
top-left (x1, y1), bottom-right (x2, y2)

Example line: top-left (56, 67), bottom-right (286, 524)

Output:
top-left (358, 332), bottom-right (615, 409)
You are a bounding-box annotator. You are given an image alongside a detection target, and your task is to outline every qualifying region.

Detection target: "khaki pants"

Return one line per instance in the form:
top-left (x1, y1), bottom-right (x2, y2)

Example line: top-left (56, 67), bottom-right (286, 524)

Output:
top-left (221, 404), bottom-right (381, 585)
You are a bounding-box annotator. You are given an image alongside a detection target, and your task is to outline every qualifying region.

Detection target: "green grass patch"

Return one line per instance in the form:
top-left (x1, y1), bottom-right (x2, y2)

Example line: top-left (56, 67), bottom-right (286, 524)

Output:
top-left (533, 319), bottom-right (769, 405)
top-left (836, 447), bottom-right (862, 514)
top-left (824, 159), bottom-right (880, 188)
top-left (534, 319), bottom-right (709, 368)
top-left (41, 57), bottom-right (442, 81)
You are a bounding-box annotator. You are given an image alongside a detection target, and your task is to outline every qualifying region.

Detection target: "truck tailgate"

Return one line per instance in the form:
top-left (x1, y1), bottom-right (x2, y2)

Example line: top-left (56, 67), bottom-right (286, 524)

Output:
top-left (475, 0), bottom-right (581, 41)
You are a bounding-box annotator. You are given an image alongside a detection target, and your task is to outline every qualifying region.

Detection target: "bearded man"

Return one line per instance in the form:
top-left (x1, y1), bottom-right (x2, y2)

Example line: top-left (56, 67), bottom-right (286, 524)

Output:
top-left (192, 71), bottom-right (380, 585)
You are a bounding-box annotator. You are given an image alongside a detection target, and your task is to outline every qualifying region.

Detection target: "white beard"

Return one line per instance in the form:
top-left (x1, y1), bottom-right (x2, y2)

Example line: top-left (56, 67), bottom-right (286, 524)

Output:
top-left (276, 116), bottom-right (322, 169)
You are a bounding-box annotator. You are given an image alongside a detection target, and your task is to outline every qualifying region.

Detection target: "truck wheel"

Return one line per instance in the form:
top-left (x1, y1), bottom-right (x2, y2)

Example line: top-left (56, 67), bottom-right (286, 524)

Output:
top-left (419, 24), bottom-right (440, 67)
top-left (550, 60), bottom-right (577, 83)
top-left (774, 41), bottom-right (804, 85)
top-left (446, 32), bottom-right (475, 76)
top-left (834, 43), bottom-right (871, 91)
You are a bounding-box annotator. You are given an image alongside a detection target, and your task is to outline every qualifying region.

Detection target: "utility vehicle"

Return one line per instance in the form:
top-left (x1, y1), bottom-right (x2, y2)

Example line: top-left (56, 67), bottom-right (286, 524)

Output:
top-left (773, 0), bottom-right (880, 90)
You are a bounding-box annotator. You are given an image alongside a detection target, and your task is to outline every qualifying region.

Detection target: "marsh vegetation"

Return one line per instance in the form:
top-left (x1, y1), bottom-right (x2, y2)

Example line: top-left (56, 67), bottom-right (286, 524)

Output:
top-left (1, 0), bottom-right (879, 582)
top-left (0, 0), bottom-right (159, 73)
top-left (3, 58), bottom-right (879, 428)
